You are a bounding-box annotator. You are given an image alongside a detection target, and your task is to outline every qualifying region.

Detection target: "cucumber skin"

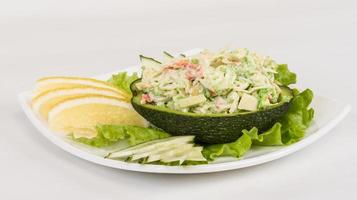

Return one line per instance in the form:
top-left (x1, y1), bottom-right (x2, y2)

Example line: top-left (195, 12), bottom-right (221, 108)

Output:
top-left (131, 98), bottom-right (290, 144)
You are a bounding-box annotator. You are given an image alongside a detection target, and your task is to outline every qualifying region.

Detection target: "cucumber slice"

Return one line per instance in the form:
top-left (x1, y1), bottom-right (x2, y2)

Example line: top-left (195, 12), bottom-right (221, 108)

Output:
top-left (186, 147), bottom-right (206, 161)
top-left (179, 53), bottom-right (186, 58)
top-left (160, 145), bottom-right (195, 164)
top-left (107, 136), bottom-right (194, 159)
top-left (106, 135), bottom-right (207, 165)
top-left (163, 51), bottom-right (174, 63)
top-left (130, 142), bottom-right (184, 161)
top-left (147, 143), bottom-right (194, 163)
top-left (140, 55), bottom-right (162, 69)
top-left (160, 146), bottom-right (206, 164)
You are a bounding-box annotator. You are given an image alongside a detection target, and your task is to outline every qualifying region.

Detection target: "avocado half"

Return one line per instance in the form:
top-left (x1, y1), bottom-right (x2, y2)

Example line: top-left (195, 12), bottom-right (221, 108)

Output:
top-left (131, 79), bottom-right (293, 144)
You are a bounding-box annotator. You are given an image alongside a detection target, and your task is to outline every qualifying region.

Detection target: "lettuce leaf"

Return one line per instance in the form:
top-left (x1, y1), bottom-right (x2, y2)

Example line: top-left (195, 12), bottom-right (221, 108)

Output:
top-left (279, 89), bottom-right (314, 144)
top-left (244, 123), bottom-right (284, 146)
top-left (245, 89), bottom-right (314, 145)
top-left (108, 72), bottom-right (139, 94)
top-left (275, 64), bottom-right (297, 86)
top-left (202, 133), bottom-right (252, 161)
top-left (73, 125), bottom-right (170, 147)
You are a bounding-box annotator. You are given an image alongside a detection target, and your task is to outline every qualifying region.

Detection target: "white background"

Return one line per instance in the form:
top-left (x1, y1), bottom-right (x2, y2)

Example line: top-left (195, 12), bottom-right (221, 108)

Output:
top-left (1, 0), bottom-right (357, 199)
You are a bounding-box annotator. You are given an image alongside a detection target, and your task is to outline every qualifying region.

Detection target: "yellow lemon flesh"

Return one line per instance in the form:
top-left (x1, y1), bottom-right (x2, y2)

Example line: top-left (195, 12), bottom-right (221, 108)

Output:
top-left (47, 95), bottom-right (148, 138)
top-left (36, 76), bottom-right (130, 100)
top-left (31, 76), bottom-right (147, 139)
top-left (32, 85), bottom-right (128, 119)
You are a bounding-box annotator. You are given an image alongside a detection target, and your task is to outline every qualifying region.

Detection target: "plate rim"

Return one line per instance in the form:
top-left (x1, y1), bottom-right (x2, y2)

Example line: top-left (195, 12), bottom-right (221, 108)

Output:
top-left (18, 67), bottom-right (352, 174)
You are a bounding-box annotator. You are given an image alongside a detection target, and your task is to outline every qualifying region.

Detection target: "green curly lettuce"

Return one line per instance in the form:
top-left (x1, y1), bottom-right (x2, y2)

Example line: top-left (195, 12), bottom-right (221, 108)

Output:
top-left (202, 133), bottom-right (252, 161)
top-left (108, 72), bottom-right (138, 94)
top-left (244, 123), bottom-right (284, 146)
top-left (279, 88), bottom-right (314, 144)
top-left (252, 89), bottom-right (314, 145)
top-left (275, 64), bottom-right (297, 86)
top-left (72, 125), bottom-right (170, 148)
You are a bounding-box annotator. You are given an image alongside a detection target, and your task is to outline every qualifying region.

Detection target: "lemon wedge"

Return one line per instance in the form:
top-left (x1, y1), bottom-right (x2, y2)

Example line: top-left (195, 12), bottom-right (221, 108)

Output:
top-left (36, 76), bottom-right (130, 100)
top-left (47, 94), bottom-right (148, 138)
top-left (32, 85), bottom-right (128, 119)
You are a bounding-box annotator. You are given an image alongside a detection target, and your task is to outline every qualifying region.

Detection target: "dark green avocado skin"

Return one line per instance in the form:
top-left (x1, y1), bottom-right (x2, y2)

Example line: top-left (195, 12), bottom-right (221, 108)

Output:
top-left (132, 99), bottom-right (290, 144)
top-left (130, 79), bottom-right (291, 144)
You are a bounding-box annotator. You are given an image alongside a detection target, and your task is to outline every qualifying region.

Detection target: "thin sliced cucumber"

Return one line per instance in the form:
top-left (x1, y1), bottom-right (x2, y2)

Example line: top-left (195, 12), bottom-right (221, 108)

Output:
top-left (147, 143), bottom-right (194, 163)
top-left (163, 51), bottom-right (174, 63)
top-left (106, 136), bottom-right (207, 165)
top-left (130, 142), bottom-right (184, 161)
top-left (179, 53), bottom-right (186, 58)
top-left (159, 146), bottom-right (205, 164)
top-left (140, 55), bottom-right (162, 69)
top-left (159, 145), bottom-right (195, 164)
top-left (107, 136), bottom-right (194, 159)
top-left (186, 147), bottom-right (206, 161)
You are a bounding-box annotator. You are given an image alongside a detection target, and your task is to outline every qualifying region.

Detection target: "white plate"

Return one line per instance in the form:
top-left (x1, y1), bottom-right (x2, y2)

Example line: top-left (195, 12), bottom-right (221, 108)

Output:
top-left (18, 64), bottom-right (351, 174)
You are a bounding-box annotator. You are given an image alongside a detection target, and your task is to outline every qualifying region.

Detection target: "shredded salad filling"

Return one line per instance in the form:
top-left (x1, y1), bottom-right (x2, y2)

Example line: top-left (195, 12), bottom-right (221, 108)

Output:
top-left (136, 48), bottom-right (284, 114)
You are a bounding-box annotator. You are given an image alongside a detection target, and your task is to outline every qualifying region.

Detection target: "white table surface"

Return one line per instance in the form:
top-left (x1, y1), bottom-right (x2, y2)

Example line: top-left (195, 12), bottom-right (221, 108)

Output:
top-left (1, 0), bottom-right (356, 199)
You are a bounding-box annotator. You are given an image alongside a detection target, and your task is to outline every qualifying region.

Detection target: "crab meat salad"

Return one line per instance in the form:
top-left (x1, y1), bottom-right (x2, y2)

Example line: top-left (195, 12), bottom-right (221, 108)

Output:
top-left (136, 49), bottom-right (284, 114)
top-left (32, 48), bottom-right (315, 166)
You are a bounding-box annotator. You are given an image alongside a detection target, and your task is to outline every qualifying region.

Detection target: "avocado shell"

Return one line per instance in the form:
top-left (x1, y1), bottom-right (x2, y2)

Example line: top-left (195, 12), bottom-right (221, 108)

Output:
top-left (130, 79), bottom-right (292, 144)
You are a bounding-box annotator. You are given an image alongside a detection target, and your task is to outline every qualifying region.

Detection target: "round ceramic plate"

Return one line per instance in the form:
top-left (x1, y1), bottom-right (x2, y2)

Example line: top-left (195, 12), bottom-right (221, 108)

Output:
top-left (18, 52), bottom-right (351, 174)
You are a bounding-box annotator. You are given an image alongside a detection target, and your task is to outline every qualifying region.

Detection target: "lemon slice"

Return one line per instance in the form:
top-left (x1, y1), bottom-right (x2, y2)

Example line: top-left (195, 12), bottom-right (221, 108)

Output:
top-left (36, 76), bottom-right (130, 100)
top-left (47, 94), bottom-right (148, 138)
top-left (32, 85), bottom-right (128, 119)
